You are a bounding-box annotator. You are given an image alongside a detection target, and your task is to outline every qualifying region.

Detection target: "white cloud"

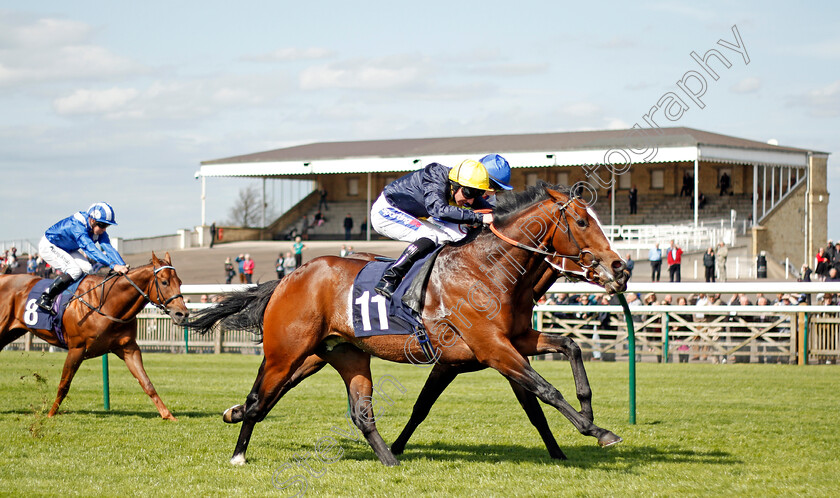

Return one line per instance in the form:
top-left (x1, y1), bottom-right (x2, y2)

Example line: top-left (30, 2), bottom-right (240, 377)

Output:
top-left (0, 14), bottom-right (144, 87)
top-left (791, 80), bottom-right (840, 118)
top-left (53, 87), bottom-right (139, 115)
top-left (731, 77), bottom-right (761, 94)
top-left (300, 60), bottom-right (423, 91)
top-left (242, 47), bottom-right (334, 62)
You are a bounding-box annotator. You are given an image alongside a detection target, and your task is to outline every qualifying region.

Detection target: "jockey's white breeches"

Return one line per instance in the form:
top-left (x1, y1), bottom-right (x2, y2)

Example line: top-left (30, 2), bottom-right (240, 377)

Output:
top-left (38, 236), bottom-right (92, 280)
top-left (370, 194), bottom-right (469, 245)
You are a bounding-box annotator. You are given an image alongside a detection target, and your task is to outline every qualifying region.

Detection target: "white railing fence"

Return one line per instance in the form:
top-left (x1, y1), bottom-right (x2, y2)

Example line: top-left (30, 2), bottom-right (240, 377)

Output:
top-left (8, 282), bottom-right (840, 364)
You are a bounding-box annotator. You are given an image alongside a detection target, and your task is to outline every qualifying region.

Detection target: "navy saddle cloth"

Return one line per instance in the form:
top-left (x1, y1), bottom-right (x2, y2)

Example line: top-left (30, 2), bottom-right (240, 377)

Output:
top-left (351, 248), bottom-right (442, 338)
top-left (24, 277), bottom-right (85, 348)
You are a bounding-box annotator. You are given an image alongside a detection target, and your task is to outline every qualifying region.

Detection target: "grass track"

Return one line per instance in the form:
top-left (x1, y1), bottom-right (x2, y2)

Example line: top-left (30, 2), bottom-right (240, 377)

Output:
top-left (1, 351), bottom-right (838, 496)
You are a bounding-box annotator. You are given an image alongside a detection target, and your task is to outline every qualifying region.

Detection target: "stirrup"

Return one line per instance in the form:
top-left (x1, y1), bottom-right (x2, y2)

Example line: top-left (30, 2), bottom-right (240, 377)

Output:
top-left (36, 296), bottom-right (56, 316)
top-left (374, 278), bottom-right (399, 299)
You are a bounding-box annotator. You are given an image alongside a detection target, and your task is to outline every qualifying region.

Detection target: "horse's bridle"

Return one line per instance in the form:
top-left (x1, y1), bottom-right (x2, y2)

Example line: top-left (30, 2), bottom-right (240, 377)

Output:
top-left (121, 264), bottom-right (184, 313)
top-left (489, 196), bottom-right (598, 269)
top-left (73, 264), bottom-right (183, 323)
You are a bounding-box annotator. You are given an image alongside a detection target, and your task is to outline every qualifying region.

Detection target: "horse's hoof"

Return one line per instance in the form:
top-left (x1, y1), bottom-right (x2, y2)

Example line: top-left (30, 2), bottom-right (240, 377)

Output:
top-left (230, 454), bottom-right (247, 466)
top-left (163, 415), bottom-right (178, 421)
top-left (222, 405), bottom-right (243, 424)
top-left (598, 431), bottom-right (623, 447)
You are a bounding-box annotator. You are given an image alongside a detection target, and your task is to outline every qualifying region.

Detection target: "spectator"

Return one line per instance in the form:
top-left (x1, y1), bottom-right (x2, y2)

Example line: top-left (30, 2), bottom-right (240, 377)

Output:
top-left (243, 254), bottom-right (255, 284)
top-left (360, 217), bottom-right (368, 239)
top-left (799, 264), bottom-right (813, 305)
top-left (648, 243), bottom-right (662, 282)
top-left (827, 268), bottom-right (840, 283)
top-left (283, 251), bottom-right (296, 276)
top-left (346, 245), bottom-right (354, 255)
top-left (210, 222), bottom-right (217, 249)
top-left (825, 240), bottom-right (836, 262)
top-left (200, 294), bottom-right (209, 304)
top-left (625, 253), bottom-right (634, 278)
top-left (314, 210), bottom-right (325, 227)
top-left (703, 247), bottom-right (716, 282)
top-left (275, 252), bottom-right (286, 280)
top-left (340, 244), bottom-right (349, 257)
top-left (667, 240), bottom-right (683, 282)
top-left (643, 293), bottom-right (657, 305)
top-left (719, 172), bottom-right (731, 196)
top-left (680, 171), bottom-right (693, 197)
top-left (318, 187), bottom-right (329, 211)
top-left (660, 294), bottom-right (673, 305)
top-left (815, 247), bottom-right (830, 278)
top-left (716, 242), bottom-right (728, 282)
top-left (344, 213), bottom-right (354, 241)
top-left (293, 236), bottom-right (306, 269)
top-left (27, 255), bottom-right (38, 275)
top-left (236, 254), bottom-right (246, 283)
top-left (224, 257), bottom-right (235, 284)
top-left (628, 185), bottom-right (638, 215)
top-left (833, 242), bottom-right (840, 271)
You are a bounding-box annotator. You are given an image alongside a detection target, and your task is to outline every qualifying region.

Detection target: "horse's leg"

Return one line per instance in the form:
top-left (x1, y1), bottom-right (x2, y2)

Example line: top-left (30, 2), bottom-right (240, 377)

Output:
top-left (513, 329), bottom-right (594, 422)
top-left (477, 342), bottom-right (621, 447)
top-left (327, 345), bottom-right (399, 466)
top-left (112, 343), bottom-right (176, 421)
top-left (390, 363), bottom-right (460, 455)
top-left (0, 328), bottom-right (27, 350)
top-left (48, 347), bottom-right (85, 417)
top-left (507, 371), bottom-right (568, 460)
top-left (231, 344), bottom-right (322, 465)
top-left (224, 354), bottom-right (328, 424)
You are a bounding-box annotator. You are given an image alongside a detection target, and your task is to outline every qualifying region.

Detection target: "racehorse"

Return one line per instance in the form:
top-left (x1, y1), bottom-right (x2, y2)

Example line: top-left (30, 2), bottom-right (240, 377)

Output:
top-left (187, 183), bottom-right (628, 465)
top-left (0, 252), bottom-right (188, 420)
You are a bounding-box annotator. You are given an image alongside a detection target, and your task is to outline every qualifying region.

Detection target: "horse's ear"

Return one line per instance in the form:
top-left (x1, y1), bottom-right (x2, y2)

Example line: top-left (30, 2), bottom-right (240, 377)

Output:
top-left (151, 251), bottom-right (160, 265)
top-left (545, 187), bottom-right (568, 203)
top-left (163, 252), bottom-right (172, 264)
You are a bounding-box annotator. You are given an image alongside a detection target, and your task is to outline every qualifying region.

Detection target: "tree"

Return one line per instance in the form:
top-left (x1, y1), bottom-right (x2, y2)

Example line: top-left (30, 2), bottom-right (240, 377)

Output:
top-left (227, 184), bottom-right (262, 227)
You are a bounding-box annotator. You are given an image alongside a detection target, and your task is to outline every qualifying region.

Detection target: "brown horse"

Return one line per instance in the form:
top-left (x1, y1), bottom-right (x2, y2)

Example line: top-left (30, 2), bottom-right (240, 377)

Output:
top-left (187, 184), bottom-right (628, 465)
top-left (0, 252), bottom-right (189, 419)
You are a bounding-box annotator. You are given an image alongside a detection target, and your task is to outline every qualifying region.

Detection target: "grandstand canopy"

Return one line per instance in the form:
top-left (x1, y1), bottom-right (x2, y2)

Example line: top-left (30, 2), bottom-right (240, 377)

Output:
top-left (197, 127), bottom-right (822, 179)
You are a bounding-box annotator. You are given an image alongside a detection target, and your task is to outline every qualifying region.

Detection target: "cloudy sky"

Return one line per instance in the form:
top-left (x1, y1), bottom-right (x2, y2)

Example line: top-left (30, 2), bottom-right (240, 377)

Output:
top-left (1, 1), bottom-right (838, 245)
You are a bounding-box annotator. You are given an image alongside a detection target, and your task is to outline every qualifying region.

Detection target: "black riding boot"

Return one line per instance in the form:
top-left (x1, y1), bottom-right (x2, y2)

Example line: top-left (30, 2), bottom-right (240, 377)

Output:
top-left (375, 238), bottom-right (436, 299)
top-left (36, 273), bottom-right (75, 315)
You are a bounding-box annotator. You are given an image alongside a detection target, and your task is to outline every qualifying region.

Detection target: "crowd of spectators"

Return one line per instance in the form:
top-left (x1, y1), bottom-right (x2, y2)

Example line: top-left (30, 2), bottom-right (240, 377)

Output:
top-left (1, 247), bottom-right (53, 277)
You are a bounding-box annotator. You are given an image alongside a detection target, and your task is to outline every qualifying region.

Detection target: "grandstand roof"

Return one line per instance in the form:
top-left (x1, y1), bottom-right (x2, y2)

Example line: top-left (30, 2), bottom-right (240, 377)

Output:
top-left (197, 127), bottom-right (828, 178)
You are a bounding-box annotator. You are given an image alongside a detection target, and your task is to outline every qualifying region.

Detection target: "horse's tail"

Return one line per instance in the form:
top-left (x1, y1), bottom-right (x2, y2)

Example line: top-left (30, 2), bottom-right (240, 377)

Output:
top-left (184, 280), bottom-right (281, 337)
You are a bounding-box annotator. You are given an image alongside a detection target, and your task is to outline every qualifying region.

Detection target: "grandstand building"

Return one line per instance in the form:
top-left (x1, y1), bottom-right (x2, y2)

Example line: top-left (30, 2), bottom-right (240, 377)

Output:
top-left (197, 127), bottom-right (829, 266)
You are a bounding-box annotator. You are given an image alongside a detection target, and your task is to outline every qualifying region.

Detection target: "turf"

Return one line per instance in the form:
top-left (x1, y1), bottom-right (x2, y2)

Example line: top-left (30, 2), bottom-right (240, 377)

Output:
top-left (0, 351), bottom-right (838, 496)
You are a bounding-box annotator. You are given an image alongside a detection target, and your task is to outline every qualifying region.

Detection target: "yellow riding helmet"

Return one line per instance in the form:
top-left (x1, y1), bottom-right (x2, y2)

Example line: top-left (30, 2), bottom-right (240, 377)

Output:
top-left (448, 159), bottom-right (491, 190)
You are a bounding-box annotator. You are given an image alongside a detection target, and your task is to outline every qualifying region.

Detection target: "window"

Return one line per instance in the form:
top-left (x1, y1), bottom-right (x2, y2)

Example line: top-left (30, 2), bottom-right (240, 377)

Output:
top-left (555, 171), bottom-right (569, 186)
top-left (650, 170), bottom-right (664, 189)
top-left (618, 171), bottom-right (631, 189)
top-left (526, 173), bottom-right (539, 187)
top-left (347, 177), bottom-right (359, 196)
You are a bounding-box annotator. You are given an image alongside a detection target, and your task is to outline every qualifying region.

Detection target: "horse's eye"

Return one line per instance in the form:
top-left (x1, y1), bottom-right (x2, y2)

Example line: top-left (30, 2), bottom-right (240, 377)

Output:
top-left (576, 219), bottom-right (587, 228)
top-left (162, 280), bottom-right (169, 286)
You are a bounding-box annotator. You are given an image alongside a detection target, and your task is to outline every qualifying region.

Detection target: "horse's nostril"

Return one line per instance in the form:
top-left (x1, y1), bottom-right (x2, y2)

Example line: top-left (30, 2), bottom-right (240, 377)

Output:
top-left (612, 260), bottom-right (624, 270)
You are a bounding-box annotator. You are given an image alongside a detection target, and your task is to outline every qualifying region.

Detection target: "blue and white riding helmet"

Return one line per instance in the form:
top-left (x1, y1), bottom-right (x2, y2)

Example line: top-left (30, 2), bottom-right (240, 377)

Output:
top-left (479, 154), bottom-right (513, 190)
top-left (87, 202), bottom-right (118, 225)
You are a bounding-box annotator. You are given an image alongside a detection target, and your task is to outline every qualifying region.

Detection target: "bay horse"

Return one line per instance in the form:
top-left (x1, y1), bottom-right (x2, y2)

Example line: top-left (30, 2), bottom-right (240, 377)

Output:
top-left (187, 183), bottom-right (628, 465)
top-left (0, 252), bottom-right (189, 420)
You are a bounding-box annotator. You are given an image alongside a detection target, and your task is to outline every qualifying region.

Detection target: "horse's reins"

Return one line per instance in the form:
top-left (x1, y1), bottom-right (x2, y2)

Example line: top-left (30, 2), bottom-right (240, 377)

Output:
top-left (489, 197), bottom-right (598, 270)
top-left (72, 265), bottom-right (182, 323)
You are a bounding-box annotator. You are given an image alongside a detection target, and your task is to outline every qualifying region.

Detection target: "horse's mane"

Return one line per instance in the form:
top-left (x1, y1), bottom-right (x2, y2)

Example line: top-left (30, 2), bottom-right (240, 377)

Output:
top-left (493, 180), bottom-right (571, 225)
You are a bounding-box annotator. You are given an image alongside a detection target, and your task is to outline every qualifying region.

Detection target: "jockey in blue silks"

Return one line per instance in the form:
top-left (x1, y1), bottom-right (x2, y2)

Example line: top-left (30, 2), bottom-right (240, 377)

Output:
top-left (370, 157), bottom-right (509, 298)
top-left (36, 202), bottom-right (129, 314)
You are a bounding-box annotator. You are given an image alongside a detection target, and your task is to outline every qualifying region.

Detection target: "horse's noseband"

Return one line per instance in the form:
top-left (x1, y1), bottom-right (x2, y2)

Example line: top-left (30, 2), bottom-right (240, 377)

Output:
top-left (123, 265), bottom-right (184, 313)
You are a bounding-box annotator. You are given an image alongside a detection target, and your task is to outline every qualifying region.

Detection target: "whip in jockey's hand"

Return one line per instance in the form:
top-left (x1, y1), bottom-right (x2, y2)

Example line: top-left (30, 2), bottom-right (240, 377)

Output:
top-left (36, 202), bottom-right (129, 315)
top-left (369, 154), bottom-right (513, 299)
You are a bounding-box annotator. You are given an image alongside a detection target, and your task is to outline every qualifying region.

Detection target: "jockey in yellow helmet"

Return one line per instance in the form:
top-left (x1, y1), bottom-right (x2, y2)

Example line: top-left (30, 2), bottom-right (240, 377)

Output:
top-left (370, 159), bottom-right (496, 298)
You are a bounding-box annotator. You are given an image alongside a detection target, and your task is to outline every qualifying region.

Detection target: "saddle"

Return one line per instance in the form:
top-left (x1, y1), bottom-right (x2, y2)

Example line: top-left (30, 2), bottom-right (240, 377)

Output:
top-left (351, 246), bottom-right (444, 341)
top-left (24, 277), bottom-right (85, 348)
